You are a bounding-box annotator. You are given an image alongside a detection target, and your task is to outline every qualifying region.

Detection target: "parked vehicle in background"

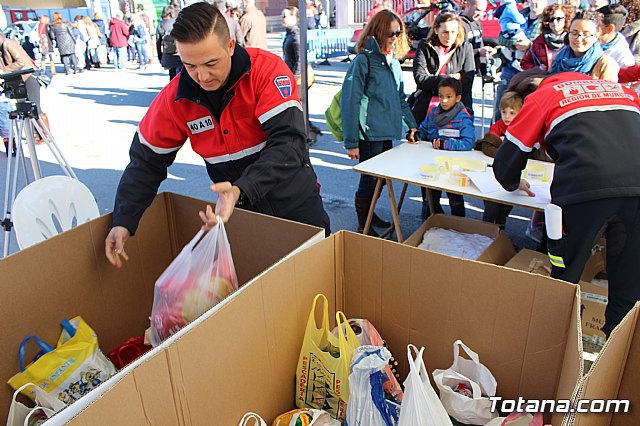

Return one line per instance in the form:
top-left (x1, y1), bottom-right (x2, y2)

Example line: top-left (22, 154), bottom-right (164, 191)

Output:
top-left (3, 7), bottom-right (38, 23)
top-left (3, 20), bottom-right (39, 45)
top-left (348, 0), bottom-right (500, 61)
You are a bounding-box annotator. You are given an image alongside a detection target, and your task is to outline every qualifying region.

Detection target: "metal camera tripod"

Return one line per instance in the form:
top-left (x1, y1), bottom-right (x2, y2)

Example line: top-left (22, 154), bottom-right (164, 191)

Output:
top-left (1, 99), bottom-right (77, 257)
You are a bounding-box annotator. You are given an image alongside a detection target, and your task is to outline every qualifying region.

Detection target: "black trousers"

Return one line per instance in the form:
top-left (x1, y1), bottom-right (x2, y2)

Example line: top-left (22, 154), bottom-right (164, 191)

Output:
top-left (482, 200), bottom-right (513, 227)
top-left (241, 186), bottom-right (331, 237)
top-left (421, 187), bottom-right (465, 219)
top-left (281, 186), bottom-right (331, 237)
top-left (550, 197), bottom-right (640, 336)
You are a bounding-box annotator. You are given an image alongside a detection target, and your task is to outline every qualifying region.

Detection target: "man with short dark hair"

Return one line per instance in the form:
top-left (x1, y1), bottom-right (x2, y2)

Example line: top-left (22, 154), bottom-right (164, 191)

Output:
top-left (460, 0), bottom-right (498, 77)
top-left (105, 3), bottom-right (330, 268)
top-left (598, 3), bottom-right (635, 67)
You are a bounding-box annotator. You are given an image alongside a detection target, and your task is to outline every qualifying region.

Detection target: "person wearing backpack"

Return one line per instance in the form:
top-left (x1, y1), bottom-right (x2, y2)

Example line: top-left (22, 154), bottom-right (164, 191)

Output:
top-left (132, 14), bottom-right (149, 69)
top-left (156, 6), bottom-right (182, 80)
top-left (341, 10), bottom-right (418, 237)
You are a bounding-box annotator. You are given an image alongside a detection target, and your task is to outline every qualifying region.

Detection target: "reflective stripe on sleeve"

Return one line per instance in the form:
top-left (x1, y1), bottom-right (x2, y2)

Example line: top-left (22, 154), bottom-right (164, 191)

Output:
top-left (203, 141), bottom-right (267, 164)
top-left (137, 128), bottom-right (182, 154)
top-left (258, 100), bottom-right (303, 123)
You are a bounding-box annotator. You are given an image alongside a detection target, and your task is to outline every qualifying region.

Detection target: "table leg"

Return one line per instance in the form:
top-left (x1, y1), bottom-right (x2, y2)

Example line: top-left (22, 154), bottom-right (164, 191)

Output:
top-left (426, 188), bottom-right (436, 219)
top-left (380, 183), bottom-right (408, 239)
top-left (397, 183), bottom-right (408, 213)
top-left (363, 178), bottom-right (383, 236)
top-left (386, 178), bottom-right (404, 242)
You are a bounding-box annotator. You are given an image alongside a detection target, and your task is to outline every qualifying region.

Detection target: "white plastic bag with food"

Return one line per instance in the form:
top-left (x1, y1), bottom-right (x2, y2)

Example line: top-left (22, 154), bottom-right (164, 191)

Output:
top-left (432, 340), bottom-right (498, 425)
top-left (150, 220), bottom-right (238, 346)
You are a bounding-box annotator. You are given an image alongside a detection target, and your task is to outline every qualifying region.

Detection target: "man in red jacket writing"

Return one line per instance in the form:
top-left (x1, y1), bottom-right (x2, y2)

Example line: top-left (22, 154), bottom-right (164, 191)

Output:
top-left (493, 72), bottom-right (640, 336)
top-left (105, 3), bottom-right (330, 268)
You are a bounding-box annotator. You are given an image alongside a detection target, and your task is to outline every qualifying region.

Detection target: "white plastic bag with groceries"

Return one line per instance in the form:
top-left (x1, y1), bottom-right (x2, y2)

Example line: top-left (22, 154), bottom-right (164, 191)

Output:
top-left (432, 340), bottom-right (498, 425)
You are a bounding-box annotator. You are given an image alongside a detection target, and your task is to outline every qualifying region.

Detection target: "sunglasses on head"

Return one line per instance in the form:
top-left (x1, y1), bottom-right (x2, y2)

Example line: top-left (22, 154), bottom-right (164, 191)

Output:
top-left (388, 30), bottom-right (402, 38)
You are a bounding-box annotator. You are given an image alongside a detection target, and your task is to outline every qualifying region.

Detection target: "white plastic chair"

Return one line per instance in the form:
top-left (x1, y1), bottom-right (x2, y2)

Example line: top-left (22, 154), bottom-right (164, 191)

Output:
top-left (12, 176), bottom-right (100, 249)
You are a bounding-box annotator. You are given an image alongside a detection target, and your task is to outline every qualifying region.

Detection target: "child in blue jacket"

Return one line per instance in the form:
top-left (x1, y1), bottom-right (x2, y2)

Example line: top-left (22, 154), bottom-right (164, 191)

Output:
top-left (418, 77), bottom-right (474, 219)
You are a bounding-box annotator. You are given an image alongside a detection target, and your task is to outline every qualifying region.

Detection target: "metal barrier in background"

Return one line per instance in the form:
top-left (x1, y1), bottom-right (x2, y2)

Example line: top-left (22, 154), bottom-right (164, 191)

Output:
top-left (281, 28), bottom-right (355, 64)
top-left (307, 28), bottom-right (355, 64)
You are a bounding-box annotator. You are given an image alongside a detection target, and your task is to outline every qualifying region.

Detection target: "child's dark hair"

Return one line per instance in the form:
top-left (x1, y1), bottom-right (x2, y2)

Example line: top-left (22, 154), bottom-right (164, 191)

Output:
top-left (499, 91), bottom-right (523, 111)
top-left (597, 4), bottom-right (628, 31)
top-left (438, 77), bottom-right (462, 96)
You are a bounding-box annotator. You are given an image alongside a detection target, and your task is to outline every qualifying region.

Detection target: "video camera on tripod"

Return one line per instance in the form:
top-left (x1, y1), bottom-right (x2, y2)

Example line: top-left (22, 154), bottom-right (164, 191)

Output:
top-left (0, 67), bottom-right (34, 102)
top-left (0, 68), bottom-right (40, 120)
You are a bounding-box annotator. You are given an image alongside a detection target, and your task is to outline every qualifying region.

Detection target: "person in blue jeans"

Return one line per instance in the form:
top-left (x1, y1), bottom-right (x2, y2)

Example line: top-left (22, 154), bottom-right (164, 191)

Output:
top-left (341, 9), bottom-right (418, 236)
top-left (109, 11), bottom-right (130, 71)
top-left (132, 14), bottom-right (149, 69)
top-left (418, 77), bottom-right (475, 219)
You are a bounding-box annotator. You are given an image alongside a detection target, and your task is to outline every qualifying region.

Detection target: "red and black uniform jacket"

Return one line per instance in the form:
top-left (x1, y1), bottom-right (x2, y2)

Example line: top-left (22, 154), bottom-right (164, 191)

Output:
top-left (113, 46), bottom-right (317, 234)
top-left (494, 72), bottom-right (640, 206)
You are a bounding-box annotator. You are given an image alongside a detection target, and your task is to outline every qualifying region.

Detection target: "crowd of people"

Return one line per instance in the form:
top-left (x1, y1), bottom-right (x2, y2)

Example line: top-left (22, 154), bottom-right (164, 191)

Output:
top-left (338, 0), bottom-right (640, 336)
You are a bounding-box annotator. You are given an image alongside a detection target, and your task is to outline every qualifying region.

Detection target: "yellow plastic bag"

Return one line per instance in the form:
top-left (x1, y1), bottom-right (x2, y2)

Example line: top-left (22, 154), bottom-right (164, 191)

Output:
top-left (295, 294), bottom-right (359, 420)
top-left (8, 316), bottom-right (116, 406)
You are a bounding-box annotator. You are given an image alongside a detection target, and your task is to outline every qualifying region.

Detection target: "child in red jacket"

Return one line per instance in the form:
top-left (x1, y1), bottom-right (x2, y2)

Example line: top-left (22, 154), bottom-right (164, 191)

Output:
top-left (477, 91), bottom-right (523, 227)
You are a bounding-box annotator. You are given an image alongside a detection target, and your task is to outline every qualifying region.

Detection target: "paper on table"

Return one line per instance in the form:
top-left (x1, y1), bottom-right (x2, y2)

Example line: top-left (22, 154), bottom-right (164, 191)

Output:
top-left (529, 182), bottom-right (552, 204)
top-left (463, 170), bottom-right (503, 193)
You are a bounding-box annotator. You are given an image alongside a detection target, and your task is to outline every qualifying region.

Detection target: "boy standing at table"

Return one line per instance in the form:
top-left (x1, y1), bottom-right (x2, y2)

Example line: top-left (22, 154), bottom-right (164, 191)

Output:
top-left (417, 77), bottom-right (475, 219)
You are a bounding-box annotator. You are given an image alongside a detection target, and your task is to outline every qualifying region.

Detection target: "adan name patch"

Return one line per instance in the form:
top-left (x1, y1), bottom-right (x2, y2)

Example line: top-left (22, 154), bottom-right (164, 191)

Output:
top-left (274, 75), bottom-right (292, 98)
top-left (187, 116), bottom-right (215, 134)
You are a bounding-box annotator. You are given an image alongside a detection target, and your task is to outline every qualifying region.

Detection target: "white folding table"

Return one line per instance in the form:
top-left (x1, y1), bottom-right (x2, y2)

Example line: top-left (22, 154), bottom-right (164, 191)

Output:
top-left (352, 142), bottom-right (553, 242)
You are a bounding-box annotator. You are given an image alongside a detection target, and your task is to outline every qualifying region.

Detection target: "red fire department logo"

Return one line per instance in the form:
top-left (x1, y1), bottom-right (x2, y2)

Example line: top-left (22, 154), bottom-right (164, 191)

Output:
top-left (274, 75), bottom-right (292, 98)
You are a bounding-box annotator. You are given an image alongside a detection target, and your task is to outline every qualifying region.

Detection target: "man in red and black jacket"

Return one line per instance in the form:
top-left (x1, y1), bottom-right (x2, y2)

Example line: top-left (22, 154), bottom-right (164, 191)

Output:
top-left (493, 71), bottom-right (640, 336)
top-left (105, 2), bottom-right (330, 268)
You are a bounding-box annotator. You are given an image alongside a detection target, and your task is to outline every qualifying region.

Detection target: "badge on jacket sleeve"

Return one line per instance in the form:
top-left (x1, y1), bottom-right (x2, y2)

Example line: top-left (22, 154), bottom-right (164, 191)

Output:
top-left (274, 76), bottom-right (292, 98)
top-left (187, 116), bottom-right (215, 134)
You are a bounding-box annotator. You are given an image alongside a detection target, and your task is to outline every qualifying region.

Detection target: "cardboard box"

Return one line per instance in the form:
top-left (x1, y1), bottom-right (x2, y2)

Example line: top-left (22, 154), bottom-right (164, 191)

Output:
top-left (505, 248), bottom-right (606, 283)
top-left (569, 302), bottom-right (640, 425)
top-left (404, 214), bottom-right (516, 265)
top-left (59, 231), bottom-right (583, 425)
top-left (579, 281), bottom-right (608, 347)
top-left (0, 192), bottom-right (324, 421)
top-left (505, 249), bottom-right (608, 344)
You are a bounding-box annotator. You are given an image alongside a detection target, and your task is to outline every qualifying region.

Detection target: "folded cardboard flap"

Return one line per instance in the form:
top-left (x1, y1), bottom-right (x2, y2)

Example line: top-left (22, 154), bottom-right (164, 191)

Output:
top-left (571, 303), bottom-right (640, 425)
top-left (0, 192), bottom-right (324, 421)
top-left (403, 214), bottom-right (515, 265)
top-left (505, 249), bottom-right (606, 283)
top-left (65, 231), bottom-right (582, 425)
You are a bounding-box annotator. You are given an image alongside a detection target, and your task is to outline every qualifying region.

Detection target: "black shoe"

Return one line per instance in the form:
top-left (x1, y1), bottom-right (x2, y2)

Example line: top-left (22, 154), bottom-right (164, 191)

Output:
top-left (371, 213), bottom-right (391, 229)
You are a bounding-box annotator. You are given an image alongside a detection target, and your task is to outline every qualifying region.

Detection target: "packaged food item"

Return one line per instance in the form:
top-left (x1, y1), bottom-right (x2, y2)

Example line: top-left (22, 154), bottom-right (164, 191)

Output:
top-left (419, 165), bottom-right (440, 181)
top-left (449, 171), bottom-right (468, 187)
top-left (524, 164), bottom-right (548, 182)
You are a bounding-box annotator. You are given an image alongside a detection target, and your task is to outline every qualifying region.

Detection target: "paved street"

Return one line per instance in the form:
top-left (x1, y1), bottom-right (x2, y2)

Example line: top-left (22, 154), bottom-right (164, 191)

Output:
top-left (0, 34), bottom-right (537, 256)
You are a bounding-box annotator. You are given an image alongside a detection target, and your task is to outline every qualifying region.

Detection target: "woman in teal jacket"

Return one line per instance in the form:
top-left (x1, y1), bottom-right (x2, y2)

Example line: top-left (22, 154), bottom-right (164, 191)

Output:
top-left (341, 9), bottom-right (418, 236)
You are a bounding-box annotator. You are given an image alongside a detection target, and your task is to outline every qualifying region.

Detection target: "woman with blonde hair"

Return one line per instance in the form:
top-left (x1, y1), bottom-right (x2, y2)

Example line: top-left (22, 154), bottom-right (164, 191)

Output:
top-left (341, 9), bottom-right (418, 236)
top-left (83, 16), bottom-right (101, 68)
